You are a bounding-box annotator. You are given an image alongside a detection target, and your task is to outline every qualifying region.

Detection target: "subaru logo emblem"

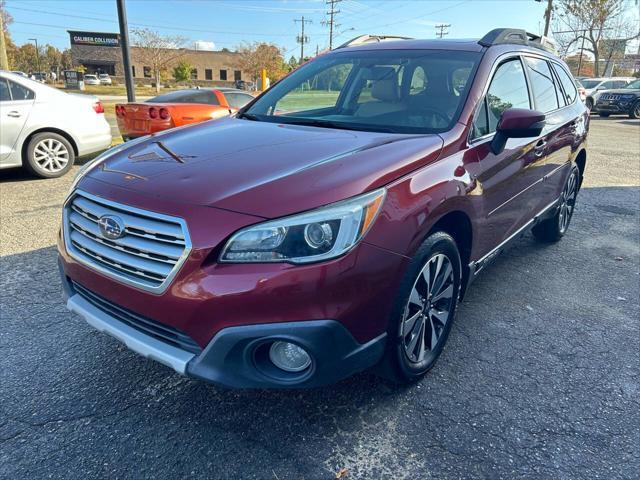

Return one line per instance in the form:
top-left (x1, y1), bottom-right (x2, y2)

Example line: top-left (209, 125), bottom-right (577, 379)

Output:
top-left (98, 215), bottom-right (125, 240)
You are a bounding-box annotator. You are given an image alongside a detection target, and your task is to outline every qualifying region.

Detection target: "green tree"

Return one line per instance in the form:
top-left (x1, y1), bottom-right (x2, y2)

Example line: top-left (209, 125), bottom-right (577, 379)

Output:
top-left (173, 60), bottom-right (193, 81)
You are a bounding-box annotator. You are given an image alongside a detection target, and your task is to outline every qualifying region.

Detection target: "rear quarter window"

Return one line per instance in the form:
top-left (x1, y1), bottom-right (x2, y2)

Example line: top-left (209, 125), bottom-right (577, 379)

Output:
top-left (524, 57), bottom-right (559, 113)
top-left (552, 63), bottom-right (577, 105)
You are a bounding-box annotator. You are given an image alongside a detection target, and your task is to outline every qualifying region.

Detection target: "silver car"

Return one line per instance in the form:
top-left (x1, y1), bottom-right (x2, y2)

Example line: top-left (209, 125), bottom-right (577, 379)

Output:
top-left (0, 71), bottom-right (112, 178)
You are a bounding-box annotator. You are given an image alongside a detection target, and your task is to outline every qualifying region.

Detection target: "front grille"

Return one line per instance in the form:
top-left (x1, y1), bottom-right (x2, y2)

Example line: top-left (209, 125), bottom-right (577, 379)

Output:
top-left (601, 94), bottom-right (621, 101)
top-left (64, 190), bottom-right (191, 293)
top-left (72, 281), bottom-right (202, 354)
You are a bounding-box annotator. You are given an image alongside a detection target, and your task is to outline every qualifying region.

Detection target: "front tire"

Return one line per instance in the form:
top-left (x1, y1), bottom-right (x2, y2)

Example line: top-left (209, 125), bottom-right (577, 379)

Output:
top-left (24, 132), bottom-right (75, 178)
top-left (379, 232), bottom-right (461, 384)
top-left (532, 165), bottom-right (580, 243)
top-left (630, 101), bottom-right (640, 119)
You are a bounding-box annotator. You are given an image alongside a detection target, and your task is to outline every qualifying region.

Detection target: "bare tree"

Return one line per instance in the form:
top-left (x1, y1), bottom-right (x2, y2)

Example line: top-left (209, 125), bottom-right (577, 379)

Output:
top-left (132, 29), bottom-right (187, 92)
top-left (553, 0), bottom-right (639, 76)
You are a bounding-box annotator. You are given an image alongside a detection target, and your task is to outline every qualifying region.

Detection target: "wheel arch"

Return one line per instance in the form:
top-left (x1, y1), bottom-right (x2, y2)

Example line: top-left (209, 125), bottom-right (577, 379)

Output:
top-left (574, 148), bottom-right (587, 190)
top-left (427, 210), bottom-right (474, 299)
top-left (21, 127), bottom-right (79, 164)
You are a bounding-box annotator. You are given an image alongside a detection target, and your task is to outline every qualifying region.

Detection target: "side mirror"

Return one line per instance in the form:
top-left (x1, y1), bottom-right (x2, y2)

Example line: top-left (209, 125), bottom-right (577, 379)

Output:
top-left (491, 108), bottom-right (546, 155)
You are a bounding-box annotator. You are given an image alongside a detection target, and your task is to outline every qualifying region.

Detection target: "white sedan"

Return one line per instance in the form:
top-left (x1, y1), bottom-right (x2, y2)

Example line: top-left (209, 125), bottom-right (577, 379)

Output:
top-left (83, 74), bottom-right (101, 86)
top-left (0, 71), bottom-right (112, 178)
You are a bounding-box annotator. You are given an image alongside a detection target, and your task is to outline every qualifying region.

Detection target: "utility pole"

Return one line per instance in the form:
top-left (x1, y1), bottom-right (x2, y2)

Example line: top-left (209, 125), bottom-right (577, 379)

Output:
top-left (322, 0), bottom-right (342, 50)
top-left (116, 0), bottom-right (136, 102)
top-left (435, 24), bottom-right (451, 39)
top-left (535, 0), bottom-right (553, 37)
top-left (294, 16), bottom-right (312, 64)
top-left (28, 38), bottom-right (41, 74)
top-left (0, 13), bottom-right (8, 70)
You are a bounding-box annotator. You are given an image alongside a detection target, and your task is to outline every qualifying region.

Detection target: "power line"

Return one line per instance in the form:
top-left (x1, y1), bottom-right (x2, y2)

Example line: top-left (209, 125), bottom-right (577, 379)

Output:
top-left (322, 0), bottom-right (342, 50)
top-left (294, 16), bottom-right (312, 64)
top-left (435, 23), bottom-right (451, 39)
top-left (8, 5), bottom-right (322, 38)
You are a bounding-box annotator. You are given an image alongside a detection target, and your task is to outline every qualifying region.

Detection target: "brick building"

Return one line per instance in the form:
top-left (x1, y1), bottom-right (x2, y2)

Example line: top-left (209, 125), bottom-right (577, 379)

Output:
top-left (68, 30), bottom-right (247, 84)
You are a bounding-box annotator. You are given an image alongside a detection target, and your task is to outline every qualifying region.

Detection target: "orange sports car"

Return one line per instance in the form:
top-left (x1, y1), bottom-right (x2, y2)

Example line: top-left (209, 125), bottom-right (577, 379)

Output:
top-left (115, 88), bottom-right (255, 140)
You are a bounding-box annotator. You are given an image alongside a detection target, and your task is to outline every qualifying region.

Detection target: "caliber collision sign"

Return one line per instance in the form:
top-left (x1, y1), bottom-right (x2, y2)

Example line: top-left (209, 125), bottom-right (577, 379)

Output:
top-left (69, 31), bottom-right (120, 47)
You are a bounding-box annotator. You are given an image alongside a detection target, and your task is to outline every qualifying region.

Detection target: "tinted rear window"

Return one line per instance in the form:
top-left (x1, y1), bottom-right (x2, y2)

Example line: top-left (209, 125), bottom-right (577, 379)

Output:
top-left (148, 90), bottom-right (219, 105)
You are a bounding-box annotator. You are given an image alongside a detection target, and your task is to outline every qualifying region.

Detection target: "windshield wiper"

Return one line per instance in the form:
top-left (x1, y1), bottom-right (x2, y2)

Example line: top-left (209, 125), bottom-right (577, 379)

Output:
top-left (237, 112), bottom-right (261, 121)
top-left (281, 118), bottom-right (398, 133)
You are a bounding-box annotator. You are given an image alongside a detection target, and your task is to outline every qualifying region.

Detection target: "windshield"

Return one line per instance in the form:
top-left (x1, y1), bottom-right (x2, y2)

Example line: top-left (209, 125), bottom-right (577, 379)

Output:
top-left (243, 49), bottom-right (481, 134)
top-left (625, 79), bottom-right (640, 89)
top-left (580, 79), bottom-right (601, 89)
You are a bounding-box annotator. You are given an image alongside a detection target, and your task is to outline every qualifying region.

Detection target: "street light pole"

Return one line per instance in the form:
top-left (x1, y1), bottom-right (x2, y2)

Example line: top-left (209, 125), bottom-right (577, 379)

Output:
top-left (116, 0), bottom-right (136, 102)
top-left (29, 38), bottom-right (41, 75)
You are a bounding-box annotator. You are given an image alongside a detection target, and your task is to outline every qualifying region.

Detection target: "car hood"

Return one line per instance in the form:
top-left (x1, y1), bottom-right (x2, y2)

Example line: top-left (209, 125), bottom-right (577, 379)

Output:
top-left (598, 88), bottom-right (639, 95)
top-left (82, 117), bottom-right (444, 218)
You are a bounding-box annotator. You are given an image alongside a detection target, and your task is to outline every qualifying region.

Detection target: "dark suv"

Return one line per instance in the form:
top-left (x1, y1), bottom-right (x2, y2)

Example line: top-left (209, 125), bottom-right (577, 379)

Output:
top-left (58, 29), bottom-right (589, 388)
top-left (595, 79), bottom-right (640, 118)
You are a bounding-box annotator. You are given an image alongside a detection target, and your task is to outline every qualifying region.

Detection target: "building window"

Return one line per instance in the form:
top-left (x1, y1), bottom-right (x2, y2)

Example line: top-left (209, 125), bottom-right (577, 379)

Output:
top-left (219, 69), bottom-right (227, 81)
top-left (131, 66), bottom-right (136, 77)
top-left (143, 66), bottom-right (151, 78)
top-left (205, 69), bottom-right (213, 80)
top-left (234, 70), bottom-right (241, 81)
top-left (190, 68), bottom-right (198, 80)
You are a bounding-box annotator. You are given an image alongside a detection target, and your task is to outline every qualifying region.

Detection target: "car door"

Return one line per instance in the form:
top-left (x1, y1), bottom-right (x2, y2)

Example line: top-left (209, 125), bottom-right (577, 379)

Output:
top-left (0, 77), bottom-right (35, 164)
top-left (522, 55), bottom-right (574, 212)
top-left (465, 56), bottom-right (546, 252)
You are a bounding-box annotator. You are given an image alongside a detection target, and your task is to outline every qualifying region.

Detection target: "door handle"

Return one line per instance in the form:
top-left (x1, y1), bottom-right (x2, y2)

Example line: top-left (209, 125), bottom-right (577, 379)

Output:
top-left (7, 111), bottom-right (21, 118)
top-left (534, 140), bottom-right (546, 157)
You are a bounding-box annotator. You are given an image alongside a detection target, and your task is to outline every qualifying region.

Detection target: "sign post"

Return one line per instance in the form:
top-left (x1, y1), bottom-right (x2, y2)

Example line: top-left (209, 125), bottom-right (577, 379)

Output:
top-left (116, 0), bottom-right (136, 102)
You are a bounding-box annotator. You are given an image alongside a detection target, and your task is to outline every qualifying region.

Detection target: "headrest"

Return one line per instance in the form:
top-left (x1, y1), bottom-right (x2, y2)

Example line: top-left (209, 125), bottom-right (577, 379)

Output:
top-left (372, 78), bottom-right (399, 102)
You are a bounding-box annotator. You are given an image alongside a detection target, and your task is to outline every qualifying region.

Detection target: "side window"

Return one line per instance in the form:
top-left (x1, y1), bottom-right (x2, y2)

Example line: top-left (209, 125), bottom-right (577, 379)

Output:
top-left (225, 92), bottom-right (253, 109)
top-left (552, 63), bottom-right (577, 104)
top-left (524, 57), bottom-right (559, 113)
top-left (0, 79), bottom-right (10, 101)
top-left (409, 66), bottom-right (427, 95)
top-left (486, 58), bottom-right (531, 133)
top-left (471, 98), bottom-right (489, 139)
top-left (614, 81), bottom-right (627, 88)
top-left (8, 80), bottom-right (34, 101)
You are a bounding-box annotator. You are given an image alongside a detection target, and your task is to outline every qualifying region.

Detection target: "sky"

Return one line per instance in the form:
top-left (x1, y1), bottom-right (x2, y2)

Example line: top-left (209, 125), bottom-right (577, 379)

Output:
top-left (4, 0), bottom-right (639, 58)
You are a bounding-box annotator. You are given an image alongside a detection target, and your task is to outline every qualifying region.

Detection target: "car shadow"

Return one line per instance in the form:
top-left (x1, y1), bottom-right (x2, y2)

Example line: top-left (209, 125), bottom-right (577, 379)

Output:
top-left (0, 152), bottom-right (103, 184)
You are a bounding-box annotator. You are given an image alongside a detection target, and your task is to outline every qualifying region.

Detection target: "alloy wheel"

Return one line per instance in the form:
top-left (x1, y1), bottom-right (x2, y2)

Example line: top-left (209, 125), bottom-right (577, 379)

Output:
top-left (33, 138), bottom-right (70, 173)
top-left (634, 103), bottom-right (640, 118)
top-left (401, 253), bottom-right (455, 363)
top-left (558, 170), bottom-right (578, 234)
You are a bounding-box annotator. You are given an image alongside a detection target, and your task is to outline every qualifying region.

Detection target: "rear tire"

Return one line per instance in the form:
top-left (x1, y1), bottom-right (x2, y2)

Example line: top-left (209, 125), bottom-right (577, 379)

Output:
top-left (379, 232), bottom-right (461, 384)
top-left (532, 165), bottom-right (580, 243)
top-left (24, 132), bottom-right (75, 178)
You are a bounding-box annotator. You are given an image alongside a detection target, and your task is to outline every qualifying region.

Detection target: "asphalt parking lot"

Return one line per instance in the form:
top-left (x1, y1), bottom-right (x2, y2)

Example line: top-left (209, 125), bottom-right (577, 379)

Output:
top-left (1, 117), bottom-right (638, 479)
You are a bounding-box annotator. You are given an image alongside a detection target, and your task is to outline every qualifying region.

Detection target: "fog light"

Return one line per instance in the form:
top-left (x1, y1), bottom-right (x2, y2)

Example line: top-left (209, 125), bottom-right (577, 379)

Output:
top-left (269, 341), bottom-right (311, 372)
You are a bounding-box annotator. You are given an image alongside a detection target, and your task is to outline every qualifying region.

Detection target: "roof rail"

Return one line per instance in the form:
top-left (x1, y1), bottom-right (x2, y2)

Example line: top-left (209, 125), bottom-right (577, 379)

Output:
top-left (336, 34), bottom-right (413, 49)
top-left (478, 28), bottom-right (554, 53)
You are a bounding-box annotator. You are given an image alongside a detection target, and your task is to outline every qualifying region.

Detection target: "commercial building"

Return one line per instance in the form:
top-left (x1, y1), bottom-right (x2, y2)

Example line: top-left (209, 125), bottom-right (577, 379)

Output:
top-left (68, 30), bottom-right (247, 84)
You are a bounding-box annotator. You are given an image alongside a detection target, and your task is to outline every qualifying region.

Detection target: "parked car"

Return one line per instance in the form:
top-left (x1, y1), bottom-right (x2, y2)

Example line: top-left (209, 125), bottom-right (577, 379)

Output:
top-left (580, 77), bottom-right (635, 109)
top-left (594, 79), bottom-right (640, 118)
top-left (0, 71), bottom-right (111, 178)
top-left (98, 73), bottom-right (112, 85)
top-left (59, 29), bottom-right (588, 388)
top-left (83, 74), bottom-right (100, 86)
top-left (11, 71), bottom-right (28, 77)
top-left (30, 72), bottom-right (47, 83)
top-left (575, 79), bottom-right (587, 102)
top-left (115, 88), bottom-right (254, 140)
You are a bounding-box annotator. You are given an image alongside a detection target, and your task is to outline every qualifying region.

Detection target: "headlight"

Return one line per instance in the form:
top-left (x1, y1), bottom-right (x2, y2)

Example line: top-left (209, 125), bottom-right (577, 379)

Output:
top-left (220, 189), bottom-right (386, 264)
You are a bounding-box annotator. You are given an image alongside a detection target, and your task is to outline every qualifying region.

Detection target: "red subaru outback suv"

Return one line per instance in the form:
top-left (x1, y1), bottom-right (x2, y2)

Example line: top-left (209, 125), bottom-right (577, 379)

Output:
top-left (58, 29), bottom-right (588, 388)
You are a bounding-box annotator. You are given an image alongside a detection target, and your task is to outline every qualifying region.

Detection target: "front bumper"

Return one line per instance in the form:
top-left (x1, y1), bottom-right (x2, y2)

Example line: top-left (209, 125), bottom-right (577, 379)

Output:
top-left (61, 271), bottom-right (386, 388)
top-left (594, 102), bottom-right (633, 114)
